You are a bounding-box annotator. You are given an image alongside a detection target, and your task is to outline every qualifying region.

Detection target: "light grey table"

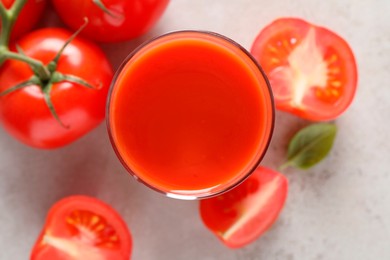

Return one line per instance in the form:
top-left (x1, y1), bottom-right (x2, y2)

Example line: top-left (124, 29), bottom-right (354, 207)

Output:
top-left (1, 1), bottom-right (389, 259)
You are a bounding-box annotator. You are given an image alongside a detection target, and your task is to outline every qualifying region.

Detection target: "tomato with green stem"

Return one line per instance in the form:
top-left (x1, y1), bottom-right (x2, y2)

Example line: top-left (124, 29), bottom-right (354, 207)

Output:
top-left (199, 167), bottom-right (288, 248)
top-left (51, 0), bottom-right (170, 43)
top-left (0, 27), bottom-right (113, 148)
top-left (0, 0), bottom-right (47, 41)
top-left (251, 18), bottom-right (357, 121)
top-left (31, 195), bottom-right (132, 260)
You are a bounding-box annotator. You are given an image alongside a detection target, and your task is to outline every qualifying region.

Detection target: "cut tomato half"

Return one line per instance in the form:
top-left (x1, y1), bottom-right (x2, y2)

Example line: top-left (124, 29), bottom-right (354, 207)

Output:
top-left (199, 167), bottom-right (288, 248)
top-left (251, 17), bottom-right (358, 121)
top-left (31, 196), bottom-right (132, 260)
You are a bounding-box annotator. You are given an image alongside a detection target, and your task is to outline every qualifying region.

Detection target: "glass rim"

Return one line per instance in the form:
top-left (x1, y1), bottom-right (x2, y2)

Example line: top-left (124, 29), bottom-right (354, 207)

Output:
top-left (106, 30), bottom-right (275, 200)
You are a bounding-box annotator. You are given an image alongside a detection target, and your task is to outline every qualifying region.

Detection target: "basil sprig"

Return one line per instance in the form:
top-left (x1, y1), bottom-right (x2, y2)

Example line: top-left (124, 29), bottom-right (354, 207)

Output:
top-left (281, 123), bottom-right (337, 170)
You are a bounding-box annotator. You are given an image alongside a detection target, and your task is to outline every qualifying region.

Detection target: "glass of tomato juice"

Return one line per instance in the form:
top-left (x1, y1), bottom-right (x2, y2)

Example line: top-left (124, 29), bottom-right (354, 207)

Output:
top-left (107, 31), bottom-right (274, 200)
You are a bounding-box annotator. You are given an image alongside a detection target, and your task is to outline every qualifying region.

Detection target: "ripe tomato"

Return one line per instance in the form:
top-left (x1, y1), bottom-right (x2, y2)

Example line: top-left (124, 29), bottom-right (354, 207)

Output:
top-left (0, 0), bottom-right (47, 41)
top-left (199, 167), bottom-right (288, 248)
top-left (51, 0), bottom-right (170, 43)
top-left (0, 28), bottom-right (113, 149)
top-left (31, 196), bottom-right (132, 259)
top-left (251, 18), bottom-right (358, 121)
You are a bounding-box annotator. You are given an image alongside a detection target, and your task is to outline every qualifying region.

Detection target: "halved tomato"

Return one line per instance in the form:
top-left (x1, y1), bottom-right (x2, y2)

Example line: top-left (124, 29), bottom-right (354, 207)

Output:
top-left (31, 196), bottom-right (132, 260)
top-left (199, 167), bottom-right (288, 248)
top-left (251, 17), bottom-right (357, 121)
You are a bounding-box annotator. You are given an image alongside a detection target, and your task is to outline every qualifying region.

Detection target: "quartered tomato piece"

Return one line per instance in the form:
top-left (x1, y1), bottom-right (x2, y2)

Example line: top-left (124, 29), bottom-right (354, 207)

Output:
top-left (251, 18), bottom-right (357, 121)
top-left (31, 196), bottom-right (132, 260)
top-left (199, 167), bottom-right (288, 248)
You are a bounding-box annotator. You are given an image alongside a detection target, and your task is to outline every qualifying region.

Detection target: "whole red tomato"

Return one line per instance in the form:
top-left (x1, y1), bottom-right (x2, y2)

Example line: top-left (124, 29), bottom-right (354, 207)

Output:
top-left (200, 166), bottom-right (288, 248)
top-left (31, 195), bottom-right (132, 259)
top-left (0, 28), bottom-right (113, 149)
top-left (0, 0), bottom-right (47, 41)
top-left (51, 0), bottom-right (170, 42)
top-left (251, 18), bottom-right (358, 121)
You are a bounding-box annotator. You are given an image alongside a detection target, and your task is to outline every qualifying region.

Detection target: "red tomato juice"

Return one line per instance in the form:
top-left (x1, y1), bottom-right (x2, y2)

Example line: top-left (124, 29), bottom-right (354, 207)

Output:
top-left (108, 31), bottom-right (274, 199)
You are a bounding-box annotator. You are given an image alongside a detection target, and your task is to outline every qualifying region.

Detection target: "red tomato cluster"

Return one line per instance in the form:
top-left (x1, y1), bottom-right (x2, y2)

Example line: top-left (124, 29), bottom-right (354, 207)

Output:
top-left (0, 0), bottom-right (358, 258)
top-left (0, 0), bottom-right (170, 149)
top-left (0, 28), bottom-right (113, 148)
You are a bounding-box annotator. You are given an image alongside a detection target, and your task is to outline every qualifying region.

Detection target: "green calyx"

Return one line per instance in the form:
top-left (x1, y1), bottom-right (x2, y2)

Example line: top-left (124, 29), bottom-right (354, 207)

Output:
top-left (0, 71), bottom-right (97, 129)
top-left (0, 2), bottom-right (99, 128)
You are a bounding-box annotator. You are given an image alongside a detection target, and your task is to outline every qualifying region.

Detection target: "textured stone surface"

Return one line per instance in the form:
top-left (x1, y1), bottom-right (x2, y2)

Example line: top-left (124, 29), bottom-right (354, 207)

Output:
top-left (0, 1), bottom-right (389, 259)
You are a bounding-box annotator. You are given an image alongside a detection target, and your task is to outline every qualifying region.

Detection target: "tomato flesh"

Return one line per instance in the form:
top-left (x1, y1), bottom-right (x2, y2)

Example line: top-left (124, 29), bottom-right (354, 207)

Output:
top-left (199, 167), bottom-right (288, 248)
top-left (31, 196), bottom-right (132, 260)
top-left (65, 210), bottom-right (120, 250)
top-left (251, 18), bottom-right (357, 121)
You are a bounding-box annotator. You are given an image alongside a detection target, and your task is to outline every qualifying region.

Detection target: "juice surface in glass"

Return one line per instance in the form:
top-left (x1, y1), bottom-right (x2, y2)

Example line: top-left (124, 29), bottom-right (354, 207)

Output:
top-left (107, 31), bottom-right (274, 199)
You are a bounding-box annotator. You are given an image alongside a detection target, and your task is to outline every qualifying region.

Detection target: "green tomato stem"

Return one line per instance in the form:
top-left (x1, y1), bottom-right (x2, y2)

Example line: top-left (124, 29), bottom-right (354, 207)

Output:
top-left (0, 75), bottom-right (40, 96)
top-left (0, 2), bottom-right (9, 20)
top-left (92, 0), bottom-right (120, 18)
top-left (50, 18), bottom-right (89, 70)
top-left (0, 3), bottom-right (11, 47)
top-left (42, 82), bottom-right (69, 129)
top-left (0, 0), bottom-right (48, 76)
top-left (9, 0), bottom-right (28, 17)
top-left (278, 161), bottom-right (291, 172)
top-left (51, 72), bottom-right (99, 90)
top-left (0, 0), bottom-right (51, 81)
top-left (0, 3), bottom-right (96, 129)
top-left (2, 50), bottom-right (50, 80)
top-left (0, 0), bottom-right (27, 47)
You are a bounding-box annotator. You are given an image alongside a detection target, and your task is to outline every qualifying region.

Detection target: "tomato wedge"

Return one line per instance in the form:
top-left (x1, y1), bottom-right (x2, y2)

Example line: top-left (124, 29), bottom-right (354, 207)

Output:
top-left (31, 196), bottom-right (132, 260)
top-left (199, 167), bottom-right (288, 248)
top-left (251, 18), bottom-right (358, 121)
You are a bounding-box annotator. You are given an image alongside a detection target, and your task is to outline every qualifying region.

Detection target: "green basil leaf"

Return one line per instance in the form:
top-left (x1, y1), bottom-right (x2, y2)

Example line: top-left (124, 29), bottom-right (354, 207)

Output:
top-left (281, 123), bottom-right (337, 170)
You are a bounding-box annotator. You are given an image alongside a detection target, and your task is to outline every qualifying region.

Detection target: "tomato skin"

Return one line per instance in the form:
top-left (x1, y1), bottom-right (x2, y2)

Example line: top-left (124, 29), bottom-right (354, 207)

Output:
top-left (51, 0), bottom-right (170, 43)
top-left (0, 28), bottom-right (113, 149)
top-left (251, 18), bottom-right (358, 121)
top-left (1, 0), bottom-right (47, 41)
top-left (199, 167), bottom-right (288, 248)
top-left (31, 195), bottom-right (132, 260)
